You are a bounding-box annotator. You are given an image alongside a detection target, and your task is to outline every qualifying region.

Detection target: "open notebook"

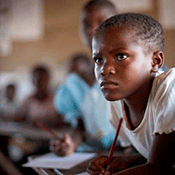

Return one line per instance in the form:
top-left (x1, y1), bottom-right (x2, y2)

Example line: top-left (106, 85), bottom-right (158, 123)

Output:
top-left (23, 152), bottom-right (96, 170)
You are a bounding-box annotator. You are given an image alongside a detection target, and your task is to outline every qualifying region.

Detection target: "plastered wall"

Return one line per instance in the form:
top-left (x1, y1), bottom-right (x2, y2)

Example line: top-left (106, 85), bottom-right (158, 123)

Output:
top-left (0, 0), bottom-right (174, 73)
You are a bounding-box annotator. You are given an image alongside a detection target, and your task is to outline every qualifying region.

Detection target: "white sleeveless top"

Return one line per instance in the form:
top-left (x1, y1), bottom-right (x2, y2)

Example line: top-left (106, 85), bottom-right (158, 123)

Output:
top-left (110, 68), bottom-right (175, 159)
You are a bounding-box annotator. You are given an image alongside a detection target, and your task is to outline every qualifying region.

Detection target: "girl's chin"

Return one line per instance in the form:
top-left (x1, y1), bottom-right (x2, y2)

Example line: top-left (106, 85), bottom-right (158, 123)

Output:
top-left (103, 94), bottom-right (120, 101)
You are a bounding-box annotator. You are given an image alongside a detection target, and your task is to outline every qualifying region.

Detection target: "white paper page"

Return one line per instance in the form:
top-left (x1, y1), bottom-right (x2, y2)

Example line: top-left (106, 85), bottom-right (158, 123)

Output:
top-left (23, 152), bottom-right (96, 170)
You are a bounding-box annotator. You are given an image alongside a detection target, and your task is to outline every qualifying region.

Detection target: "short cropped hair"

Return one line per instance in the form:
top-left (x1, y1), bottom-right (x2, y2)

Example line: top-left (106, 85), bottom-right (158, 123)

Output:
top-left (70, 53), bottom-right (90, 63)
top-left (82, 0), bottom-right (117, 14)
top-left (68, 53), bottom-right (91, 73)
top-left (96, 13), bottom-right (164, 54)
top-left (32, 64), bottom-right (50, 77)
top-left (6, 84), bottom-right (15, 89)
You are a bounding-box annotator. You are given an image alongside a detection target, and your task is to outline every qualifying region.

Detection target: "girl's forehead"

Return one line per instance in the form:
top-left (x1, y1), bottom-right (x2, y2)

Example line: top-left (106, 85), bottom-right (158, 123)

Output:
top-left (92, 28), bottom-right (140, 53)
top-left (95, 28), bottom-right (137, 43)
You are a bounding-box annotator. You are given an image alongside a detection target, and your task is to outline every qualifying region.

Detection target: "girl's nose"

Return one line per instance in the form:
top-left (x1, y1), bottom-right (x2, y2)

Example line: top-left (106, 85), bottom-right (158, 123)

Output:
top-left (100, 60), bottom-right (116, 76)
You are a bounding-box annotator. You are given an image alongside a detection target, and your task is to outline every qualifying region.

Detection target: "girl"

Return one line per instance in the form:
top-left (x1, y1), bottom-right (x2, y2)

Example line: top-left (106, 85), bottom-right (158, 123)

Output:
top-left (87, 13), bottom-right (175, 175)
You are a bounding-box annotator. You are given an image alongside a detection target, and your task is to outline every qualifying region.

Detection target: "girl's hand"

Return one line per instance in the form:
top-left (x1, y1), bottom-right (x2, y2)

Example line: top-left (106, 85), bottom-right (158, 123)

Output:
top-left (105, 156), bottom-right (130, 174)
top-left (87, 156), bottom-right (109, 175)
top-left (87, 155), bottom-right (131, 175)
top-left (50, 134), bottom-right (75, 156)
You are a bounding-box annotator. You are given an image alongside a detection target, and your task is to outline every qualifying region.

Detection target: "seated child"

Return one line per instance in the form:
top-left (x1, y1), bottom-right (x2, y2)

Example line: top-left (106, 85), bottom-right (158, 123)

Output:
top-left (20, 64), bottom-right (64, 128)
top-left (51, 0), bottom-right (123, 156)
top-left (0, 83), bottom-right (21, 121)
top-left (9, 65), bottom-right (64, 165)
top-left (87, 12), bottom-right (175, 175)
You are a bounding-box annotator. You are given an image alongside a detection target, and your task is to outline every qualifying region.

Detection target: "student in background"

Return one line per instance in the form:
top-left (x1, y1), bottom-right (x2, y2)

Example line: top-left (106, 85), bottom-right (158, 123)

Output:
top-left (0, 83), bottom-right (21, 122)
top-left (87, 13), bottom-right (175, 175)
top-left (79, 0), bottom-right (117, 50)
top-left (79, 0), bottom-right (118, 150)
top-left (54, 53), bottom-right (95, 128)
top-left (10, 64), bottom-right (65, 175)
top-left (0, 83), bottom-right (22, 159)
top-left (53, 53), bottom-right (96, 155)
top-left (51, 0), bottom-right (123, 156)
top-left (20, 64), bottom-right (64, 128)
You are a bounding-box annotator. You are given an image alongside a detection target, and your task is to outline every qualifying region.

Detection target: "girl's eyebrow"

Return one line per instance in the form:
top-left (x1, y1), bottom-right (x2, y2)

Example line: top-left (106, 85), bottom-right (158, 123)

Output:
top-left (109, 48), bottom-right (126, 54)
top-left (92, 48), bottom-right (125, 58)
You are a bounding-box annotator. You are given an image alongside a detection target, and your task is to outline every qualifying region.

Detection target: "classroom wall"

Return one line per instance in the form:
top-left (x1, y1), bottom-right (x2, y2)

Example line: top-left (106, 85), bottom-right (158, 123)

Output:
top-left (0, 0), bottom-right (175, 73)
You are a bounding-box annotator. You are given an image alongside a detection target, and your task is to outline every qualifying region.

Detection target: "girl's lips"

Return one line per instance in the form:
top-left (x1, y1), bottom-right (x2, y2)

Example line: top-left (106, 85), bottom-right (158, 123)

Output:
top-left (100, 81), bottom-right (119, 89)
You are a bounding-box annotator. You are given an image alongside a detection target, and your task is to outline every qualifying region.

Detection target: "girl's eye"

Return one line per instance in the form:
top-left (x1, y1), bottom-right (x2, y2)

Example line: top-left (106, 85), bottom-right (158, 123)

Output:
top-left (94, 57), bottom-right (103, 64)
top-left (116, 53), bottom-right (128, 61)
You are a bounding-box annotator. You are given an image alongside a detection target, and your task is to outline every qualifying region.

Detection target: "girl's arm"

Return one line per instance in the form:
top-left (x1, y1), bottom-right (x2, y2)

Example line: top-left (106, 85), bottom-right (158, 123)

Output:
top-left (87, 131), bottom-right (175, 175)
top-left (113, 131), bottom-right (175, 175)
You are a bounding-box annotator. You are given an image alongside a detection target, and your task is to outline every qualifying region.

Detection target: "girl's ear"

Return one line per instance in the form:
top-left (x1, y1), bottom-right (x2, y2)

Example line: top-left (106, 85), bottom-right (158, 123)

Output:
top-left (151, 51), bottom-right (164, 73)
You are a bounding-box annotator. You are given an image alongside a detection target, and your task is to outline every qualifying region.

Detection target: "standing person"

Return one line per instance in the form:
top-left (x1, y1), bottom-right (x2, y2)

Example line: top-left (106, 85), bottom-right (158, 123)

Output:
top-left (51, 0), bottom-right (121, 156)
top-left (87, 13), bottom-right (175, 175)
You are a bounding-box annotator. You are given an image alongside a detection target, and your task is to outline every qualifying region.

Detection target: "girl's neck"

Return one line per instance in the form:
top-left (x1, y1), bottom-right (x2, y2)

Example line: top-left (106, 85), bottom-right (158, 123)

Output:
top-left (123, 76), bottom-right (154, 129)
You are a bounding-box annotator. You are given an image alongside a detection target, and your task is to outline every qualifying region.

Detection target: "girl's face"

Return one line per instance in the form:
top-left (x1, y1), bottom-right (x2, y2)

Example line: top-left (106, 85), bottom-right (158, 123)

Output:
top-left (92, 28), bottom-right (154, 101)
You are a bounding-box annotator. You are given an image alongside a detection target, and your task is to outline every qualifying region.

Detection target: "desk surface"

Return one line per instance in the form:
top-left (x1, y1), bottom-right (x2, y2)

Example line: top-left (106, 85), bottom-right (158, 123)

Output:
top-left (0, 121), bottom-right (73, 140)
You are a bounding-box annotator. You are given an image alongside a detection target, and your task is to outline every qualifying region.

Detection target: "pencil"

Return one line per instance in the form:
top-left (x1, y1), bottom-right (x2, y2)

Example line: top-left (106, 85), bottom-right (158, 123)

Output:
top-left (106, 118), bottom-right (123, 165)
top-left (35, 121), bottom-right (61, 140)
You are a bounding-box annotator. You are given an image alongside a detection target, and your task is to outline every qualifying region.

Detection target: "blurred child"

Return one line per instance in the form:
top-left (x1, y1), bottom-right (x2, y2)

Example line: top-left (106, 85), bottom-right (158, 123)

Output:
top-left (21, 64), bottom-right (64, 128)
top-left (10, 65), bottom-right (65, 174)
top-left (53, 53), bottom-right (95, 155)
top-left (80, 0), bottom-right (117, 51)
top-left (54, 53), bottom-right (95, 127)
top-left (87, 13), bottom-right (175, 175)
top-left (0, 83), bottom-right (21, 121)
top-left (0, 83), bottom-right (21, 158)
top-left (51, 0), bottom-right (119, 156)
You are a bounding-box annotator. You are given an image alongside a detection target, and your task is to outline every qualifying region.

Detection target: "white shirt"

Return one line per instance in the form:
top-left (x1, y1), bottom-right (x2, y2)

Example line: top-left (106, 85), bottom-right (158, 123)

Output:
top-left (110, 68), bottom-right (175, 159)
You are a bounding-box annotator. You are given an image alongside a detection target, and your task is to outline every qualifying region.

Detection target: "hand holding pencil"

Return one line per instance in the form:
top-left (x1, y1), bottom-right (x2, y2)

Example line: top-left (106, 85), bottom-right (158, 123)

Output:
top-left (35, 121), bottom-right (75, 156)
top-left (50, 133), bottom-right (75, 156)
top-left (87, 118), bottom-right (123, 175)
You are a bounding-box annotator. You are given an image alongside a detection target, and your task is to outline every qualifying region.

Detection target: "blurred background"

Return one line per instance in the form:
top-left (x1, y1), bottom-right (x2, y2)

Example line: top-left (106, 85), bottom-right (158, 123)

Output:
top-left (0, 0), bottom-right (175, 102)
